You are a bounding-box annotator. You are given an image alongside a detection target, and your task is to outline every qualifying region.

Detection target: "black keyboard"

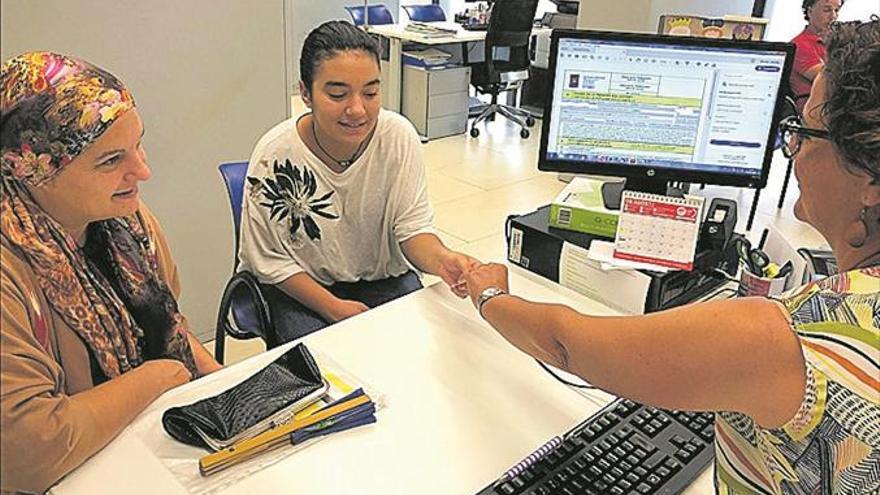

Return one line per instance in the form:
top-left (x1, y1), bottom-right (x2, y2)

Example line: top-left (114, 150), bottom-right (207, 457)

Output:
top-left (462, 23), bottom-right (489, 31)
top-left (475, 398), bottom-right (715, 495)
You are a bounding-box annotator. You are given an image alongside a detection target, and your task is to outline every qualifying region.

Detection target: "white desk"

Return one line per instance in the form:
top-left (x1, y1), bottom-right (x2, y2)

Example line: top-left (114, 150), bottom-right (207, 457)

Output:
top-left (53, 266), bottom-right (715, 494)
top-left (368, 22), bottom-right (486, 112)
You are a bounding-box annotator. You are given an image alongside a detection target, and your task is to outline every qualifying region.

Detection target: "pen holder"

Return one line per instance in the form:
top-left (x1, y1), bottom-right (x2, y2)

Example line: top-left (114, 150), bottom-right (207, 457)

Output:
top-left (738, 269), bottom-right (788, 297)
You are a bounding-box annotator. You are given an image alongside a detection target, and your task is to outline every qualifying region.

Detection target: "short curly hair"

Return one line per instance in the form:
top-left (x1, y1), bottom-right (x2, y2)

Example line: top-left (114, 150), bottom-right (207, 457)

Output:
top-left (802, 0), bottom-right (819, 21)
top-left (821, 18), bottom-right (880, 180)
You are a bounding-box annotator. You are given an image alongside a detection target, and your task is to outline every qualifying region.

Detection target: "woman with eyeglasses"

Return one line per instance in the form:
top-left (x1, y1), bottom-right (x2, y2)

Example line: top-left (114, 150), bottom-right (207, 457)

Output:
top-left (1, 53), bottom-right (221, 493)
top-left (463, 20), bottom-right (879, 494)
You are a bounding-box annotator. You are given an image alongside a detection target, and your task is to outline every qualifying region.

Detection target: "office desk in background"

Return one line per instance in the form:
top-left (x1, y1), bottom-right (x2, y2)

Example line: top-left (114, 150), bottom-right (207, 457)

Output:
top-left (53, 265), bottom-right (715, 494)
top-left (367, 22), bottom-right (485, 114)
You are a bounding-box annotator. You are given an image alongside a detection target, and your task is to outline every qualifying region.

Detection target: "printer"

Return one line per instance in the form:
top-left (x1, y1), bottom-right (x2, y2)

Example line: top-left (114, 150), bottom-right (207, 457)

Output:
top-left (506, 206), bottom-right (739, 314)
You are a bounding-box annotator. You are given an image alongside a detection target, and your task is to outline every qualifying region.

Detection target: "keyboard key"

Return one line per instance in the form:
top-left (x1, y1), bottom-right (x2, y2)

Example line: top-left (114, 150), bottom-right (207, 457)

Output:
top-left (676, 449), bottom-right (694, 461)
top-left (479, 399), bottom-right (714, 495)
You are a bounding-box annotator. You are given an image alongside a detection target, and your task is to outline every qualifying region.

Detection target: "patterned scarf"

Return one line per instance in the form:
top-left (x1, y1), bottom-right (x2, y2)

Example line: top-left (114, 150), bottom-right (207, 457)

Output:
top-left (1, 52), bottom-right (197, 379)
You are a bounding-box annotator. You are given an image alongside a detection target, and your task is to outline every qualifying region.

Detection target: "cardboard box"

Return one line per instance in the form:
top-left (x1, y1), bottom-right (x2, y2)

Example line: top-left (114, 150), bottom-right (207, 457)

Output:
top-left (548, 177), bottom-right (619, 238)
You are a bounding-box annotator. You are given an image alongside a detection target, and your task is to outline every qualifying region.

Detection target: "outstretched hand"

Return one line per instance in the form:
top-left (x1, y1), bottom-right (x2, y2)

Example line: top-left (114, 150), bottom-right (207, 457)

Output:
top-left (437, 250), bottom-right (481, 298)
top-left (463, 263), bottom-right (510, 308)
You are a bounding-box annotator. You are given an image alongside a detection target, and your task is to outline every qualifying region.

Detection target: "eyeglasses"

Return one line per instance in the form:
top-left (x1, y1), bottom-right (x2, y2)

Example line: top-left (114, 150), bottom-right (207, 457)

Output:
top-left (778, 115), bottom-right (831, 159)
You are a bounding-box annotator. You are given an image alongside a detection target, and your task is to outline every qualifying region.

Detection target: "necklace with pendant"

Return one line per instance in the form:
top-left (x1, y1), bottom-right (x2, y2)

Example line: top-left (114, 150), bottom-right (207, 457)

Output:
top-left (312, 118), bottom-right (371, 169)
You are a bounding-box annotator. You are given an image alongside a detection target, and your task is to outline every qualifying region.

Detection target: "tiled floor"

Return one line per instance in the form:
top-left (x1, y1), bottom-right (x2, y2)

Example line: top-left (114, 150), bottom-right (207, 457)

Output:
top-left (210, 115), bottom-right (826, 365)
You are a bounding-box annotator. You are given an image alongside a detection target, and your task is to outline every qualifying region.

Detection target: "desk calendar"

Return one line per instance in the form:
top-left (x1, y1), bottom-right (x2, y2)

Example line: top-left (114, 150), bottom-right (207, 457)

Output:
top-left (612, 192), bottom-right (705, 271)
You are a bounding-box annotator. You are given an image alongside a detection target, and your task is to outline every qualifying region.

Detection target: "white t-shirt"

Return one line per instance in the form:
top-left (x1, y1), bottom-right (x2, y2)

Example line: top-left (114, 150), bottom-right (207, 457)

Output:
top-left (238, 109), bottom-right (434, 286)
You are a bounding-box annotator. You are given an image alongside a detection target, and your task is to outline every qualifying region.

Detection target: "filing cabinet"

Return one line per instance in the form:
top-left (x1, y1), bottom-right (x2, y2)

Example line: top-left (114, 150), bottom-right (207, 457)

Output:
top-left (401, 65), bottom-right (471, 140)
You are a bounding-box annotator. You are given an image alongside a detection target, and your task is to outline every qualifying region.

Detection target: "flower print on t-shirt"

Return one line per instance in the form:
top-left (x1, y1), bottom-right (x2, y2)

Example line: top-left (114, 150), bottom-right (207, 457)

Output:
top-left (247, 158), bottom-right (339, 242)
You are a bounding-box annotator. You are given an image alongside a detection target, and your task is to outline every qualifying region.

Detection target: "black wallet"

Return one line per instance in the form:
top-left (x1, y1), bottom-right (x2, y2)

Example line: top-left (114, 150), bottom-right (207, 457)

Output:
top-left (162, 343), bottom-right (328, 450)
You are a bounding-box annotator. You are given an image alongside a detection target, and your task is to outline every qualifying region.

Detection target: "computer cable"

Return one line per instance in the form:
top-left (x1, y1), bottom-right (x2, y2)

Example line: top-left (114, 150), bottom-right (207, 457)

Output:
top-left (536, 359), bottom-right (597, 389)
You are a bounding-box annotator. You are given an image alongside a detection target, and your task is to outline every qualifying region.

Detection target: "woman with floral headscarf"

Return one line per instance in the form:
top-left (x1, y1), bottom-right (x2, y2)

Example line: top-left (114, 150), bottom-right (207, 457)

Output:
top-left (0, 52), bottom-right (221, 494)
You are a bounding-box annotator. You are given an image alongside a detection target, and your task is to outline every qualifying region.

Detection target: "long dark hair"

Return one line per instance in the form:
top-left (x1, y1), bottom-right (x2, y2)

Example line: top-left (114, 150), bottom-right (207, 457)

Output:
top-left (299, 20), bottom-right (380, 92)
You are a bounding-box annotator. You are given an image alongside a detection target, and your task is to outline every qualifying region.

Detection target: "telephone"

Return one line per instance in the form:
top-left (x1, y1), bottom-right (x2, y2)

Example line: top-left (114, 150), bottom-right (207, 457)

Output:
top-left (797, 248), bottom-right (839, 278)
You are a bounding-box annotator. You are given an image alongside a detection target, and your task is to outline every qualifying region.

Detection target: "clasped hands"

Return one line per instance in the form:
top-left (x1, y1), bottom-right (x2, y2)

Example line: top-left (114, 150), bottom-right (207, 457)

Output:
top-left (438, 252), bottom-right (510, 309)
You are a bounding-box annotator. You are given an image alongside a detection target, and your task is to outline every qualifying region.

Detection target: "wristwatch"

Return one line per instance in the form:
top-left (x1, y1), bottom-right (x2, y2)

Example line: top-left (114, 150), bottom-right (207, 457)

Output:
top-left (477, 286), bottom-right (507, 317)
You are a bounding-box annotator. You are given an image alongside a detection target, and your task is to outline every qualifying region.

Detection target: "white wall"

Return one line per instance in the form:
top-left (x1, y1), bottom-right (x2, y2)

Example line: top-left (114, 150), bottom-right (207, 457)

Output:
top-left (578, 0), bottom-right (755, 32)
top-left (764, 0), bottom-right (809, 40)
top-left (1, 1), bottom-right (290, 340)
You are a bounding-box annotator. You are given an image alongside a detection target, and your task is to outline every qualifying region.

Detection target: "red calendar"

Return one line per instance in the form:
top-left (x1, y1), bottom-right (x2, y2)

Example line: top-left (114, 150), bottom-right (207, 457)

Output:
top-left (612, 191), bottom-right (705, 271)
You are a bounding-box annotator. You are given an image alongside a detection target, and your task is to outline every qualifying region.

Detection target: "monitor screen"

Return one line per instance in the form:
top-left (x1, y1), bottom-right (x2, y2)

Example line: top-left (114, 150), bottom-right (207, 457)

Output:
top-left (538, 30), bottom-right (794, 191)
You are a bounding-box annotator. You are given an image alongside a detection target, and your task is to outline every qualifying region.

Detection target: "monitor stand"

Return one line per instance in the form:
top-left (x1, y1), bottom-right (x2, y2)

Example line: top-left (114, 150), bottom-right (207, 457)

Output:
top-left (600, 178), bottom-right (686, 210)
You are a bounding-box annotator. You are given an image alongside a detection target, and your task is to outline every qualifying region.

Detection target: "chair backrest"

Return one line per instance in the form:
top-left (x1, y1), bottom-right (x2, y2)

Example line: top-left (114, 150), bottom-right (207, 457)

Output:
top-left (344, 4), bottom-right (395, 26)
top-left (483, 0), bottom-right (540, 80)
top-left (402, 4), bottom-right (446, 22)
top-left (218, 161), bottom-right (249, 268)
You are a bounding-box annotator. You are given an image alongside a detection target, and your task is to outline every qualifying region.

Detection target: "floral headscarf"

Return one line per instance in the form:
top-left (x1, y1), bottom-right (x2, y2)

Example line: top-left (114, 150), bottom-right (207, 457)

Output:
top-left (1, 52), bottom-right (197, 379)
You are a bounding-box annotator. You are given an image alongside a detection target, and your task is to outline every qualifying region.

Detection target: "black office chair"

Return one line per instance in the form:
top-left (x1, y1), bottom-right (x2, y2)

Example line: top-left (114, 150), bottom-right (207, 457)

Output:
top-left (402, 4), bottom-right (446, 22)
top-left (214, 161), bottom-right (278, 364)
top-left (468, 0), bottom-right (540, 139)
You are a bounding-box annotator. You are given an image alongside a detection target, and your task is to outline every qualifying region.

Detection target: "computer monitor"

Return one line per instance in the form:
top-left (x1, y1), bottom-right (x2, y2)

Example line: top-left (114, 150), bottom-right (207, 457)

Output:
top-left (538, 30), bottom-right (794, 200)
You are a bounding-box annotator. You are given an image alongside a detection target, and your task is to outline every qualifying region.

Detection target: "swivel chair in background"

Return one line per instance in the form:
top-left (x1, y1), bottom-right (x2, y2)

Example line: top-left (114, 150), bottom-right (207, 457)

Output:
top-left (214, 161), bottom-right (278, 364)
top-left (344, 4), bottom-right (396, 26)
top-left (467, 0), bottom-right (540, 139)
top-left (402, 4), bottom-right (447, 22)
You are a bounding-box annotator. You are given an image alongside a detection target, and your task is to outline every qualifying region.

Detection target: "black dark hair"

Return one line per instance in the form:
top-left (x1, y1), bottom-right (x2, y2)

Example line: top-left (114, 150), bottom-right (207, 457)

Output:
top-left (802, 0), bottom-right (819, 21)
top-left (822, 18), bottom-right (880, 180)
top-left (299, 20), bottom-right (381, 93)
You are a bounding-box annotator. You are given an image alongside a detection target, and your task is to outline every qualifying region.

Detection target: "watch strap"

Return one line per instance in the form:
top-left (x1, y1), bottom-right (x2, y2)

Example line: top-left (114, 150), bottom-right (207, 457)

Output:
top-left (477, 286), bottom-right (507, 318)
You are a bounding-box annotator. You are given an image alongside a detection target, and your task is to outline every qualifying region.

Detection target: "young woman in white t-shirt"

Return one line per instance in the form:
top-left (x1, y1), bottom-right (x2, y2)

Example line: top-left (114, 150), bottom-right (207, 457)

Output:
top-left (238, 20), bottom-right (479, 342)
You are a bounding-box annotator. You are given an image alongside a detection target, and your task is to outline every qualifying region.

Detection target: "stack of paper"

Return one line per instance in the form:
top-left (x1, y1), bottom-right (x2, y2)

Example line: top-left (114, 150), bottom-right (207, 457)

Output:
top-left (404, 21), bottom-right (458, 38)
top-left (402, 47), bottom-right (453, 68)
